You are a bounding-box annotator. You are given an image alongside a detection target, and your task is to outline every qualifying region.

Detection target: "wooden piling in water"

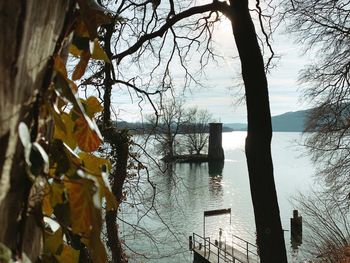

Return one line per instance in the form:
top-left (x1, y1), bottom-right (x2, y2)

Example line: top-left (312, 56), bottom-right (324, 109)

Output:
top-left (208, 123), bottom-right (224, 161)
top-left (290, 210), bottom-right (302, 249)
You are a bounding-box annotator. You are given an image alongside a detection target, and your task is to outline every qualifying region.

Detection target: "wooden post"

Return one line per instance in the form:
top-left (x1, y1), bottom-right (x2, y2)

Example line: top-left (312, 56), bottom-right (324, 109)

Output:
top-left (0, 1), bottom-right (71, 261)
top-left (290, 210), bottom-right (302, 250)
top-left (208, 123), bottom-right (224, 160)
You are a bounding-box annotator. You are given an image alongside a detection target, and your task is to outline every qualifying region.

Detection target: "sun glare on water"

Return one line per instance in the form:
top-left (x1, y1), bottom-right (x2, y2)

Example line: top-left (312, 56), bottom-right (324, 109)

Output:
top-left (223, 131), bottom-right (247, 151)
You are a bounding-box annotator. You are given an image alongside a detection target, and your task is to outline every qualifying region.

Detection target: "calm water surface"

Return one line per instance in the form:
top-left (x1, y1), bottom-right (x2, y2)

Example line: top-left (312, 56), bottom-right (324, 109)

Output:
top-left (120, 132), bottom-right (315, 262)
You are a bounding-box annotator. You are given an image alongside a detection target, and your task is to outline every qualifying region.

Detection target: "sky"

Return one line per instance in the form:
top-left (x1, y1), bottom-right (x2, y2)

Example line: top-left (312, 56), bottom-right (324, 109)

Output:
top-left (109, 6), bottom-right (311, 124)
top-left (180, 23), bottom-right (311, 124)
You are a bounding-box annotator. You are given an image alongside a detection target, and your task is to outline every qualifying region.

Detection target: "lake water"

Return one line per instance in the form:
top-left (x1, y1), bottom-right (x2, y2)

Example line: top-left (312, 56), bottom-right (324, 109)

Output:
top-left (120, 132), bottom-right (316, 262)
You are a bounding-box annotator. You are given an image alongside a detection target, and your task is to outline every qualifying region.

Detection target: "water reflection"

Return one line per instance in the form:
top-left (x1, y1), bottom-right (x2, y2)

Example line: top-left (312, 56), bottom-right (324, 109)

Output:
top-left (208, 160), bottom-right (224, 177)
top-left (208, 160), bottom-right (224, 199)
top-left (121, 132), bottom-right (315, 262)
top-left (176, 162), bottom-right (225, 205)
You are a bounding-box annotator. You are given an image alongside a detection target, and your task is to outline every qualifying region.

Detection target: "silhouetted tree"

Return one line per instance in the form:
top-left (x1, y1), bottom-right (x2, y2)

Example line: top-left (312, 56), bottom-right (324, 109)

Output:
top-left (280, 0), bottom-right (350, 206)
top-left (228, 0), bottom-right (287, 261)
top-left (85, 0), bottom-right (288, 261)
top-left (147, 98), bottom-right (184, 159)
top-left (294, 187), bottom-right (350, 262)
top-left (183, 107), bottom-right (212, 155)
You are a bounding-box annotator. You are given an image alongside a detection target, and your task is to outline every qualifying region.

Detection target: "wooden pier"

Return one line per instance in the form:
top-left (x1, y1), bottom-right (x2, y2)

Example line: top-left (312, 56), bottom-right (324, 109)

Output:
top-left (190, 233), bottom-right (259, 263)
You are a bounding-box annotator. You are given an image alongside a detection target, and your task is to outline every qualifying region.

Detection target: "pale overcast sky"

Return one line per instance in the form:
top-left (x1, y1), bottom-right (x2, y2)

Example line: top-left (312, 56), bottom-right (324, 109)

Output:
top-left (110, 10), bottom-right (310, 124)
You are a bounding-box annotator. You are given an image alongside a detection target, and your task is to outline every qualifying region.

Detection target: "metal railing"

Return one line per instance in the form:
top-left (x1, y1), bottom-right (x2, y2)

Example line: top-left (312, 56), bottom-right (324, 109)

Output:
top-left (231, 234), bottom-right (259, 262)
top-left (191, 233), bottom-right (234, 263)
top-left (217, 229), bottom-right (259, 262)
top-left (190, 231), bottom-right (260, 263)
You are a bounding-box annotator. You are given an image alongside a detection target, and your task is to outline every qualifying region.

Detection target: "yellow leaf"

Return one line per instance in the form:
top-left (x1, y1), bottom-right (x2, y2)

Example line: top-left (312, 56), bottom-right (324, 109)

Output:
top-left (62, 143), bottom-right (82, 168)
top-left (53, 113), bottom-right (77, 150)
top-left (50, 182), bottom-right (65, 207)
top-left (75, 19), bottom-right (90, 38)
top-left (78, 153), bottom-right (117, 210)
top-left (77, 0), bottom-right (113, 40)
top-left (74, 117), bottom-right (102, 152)
top-left (65, 178), bottom-right (96, 235)
top-left (50, 140), bottom-right (82, 178)
top-left (53, 123), bottom-right (65, 141)
top-left (44, 228), bottom-right (63, 255)
top-left (72, 50), bottom-right (90, 81)
top-left (43, 192), bottom-right (53, 216)
top-left (54, 69), bottom-right (80, 107)
top-left (79, 152), bottom-right (111, 175)
top-left (68, 79), bottom-right (78, 93)
top-left (49, 165), bottom-right (57, 178)
top-left (66, 173), bottom-right (107, 263)
top-left (80, 207), bottom-right (107, 263)
top-left (57, 96), bottom-right (66, 109)
top-left (91, 39), bottom-right (110, 63)
top-left (43, 182), bottom-right (65, 216)
top-left (55, 244), bottom-right (79, 263)
top-left (83, 96), bottom-right (103, 118)
top-left (69, 44), bottom-right (83, 57)
top-left (100, 179), bottom-right (118, 211)
top-left (51, 103), bottom-right (66, 132)
top-left (88, 234), bottom-right (107, 263)
top-left (65, 174), bottom-right (107, 263)
top-left (80, 229), bottom-right (108, 263)
top-left (54, 56), bottom-right (68, 77)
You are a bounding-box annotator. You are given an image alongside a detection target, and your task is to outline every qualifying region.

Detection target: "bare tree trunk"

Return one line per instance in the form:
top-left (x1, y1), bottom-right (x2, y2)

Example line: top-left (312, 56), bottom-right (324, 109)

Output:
top-left (104, 129), bottom-right (129, 263)
top-left (229, 0), bottom-right (287, 262)
top-left (102, 22), bottom-right (128, 262)
top-left (0, 1), bottom-right (70, 260)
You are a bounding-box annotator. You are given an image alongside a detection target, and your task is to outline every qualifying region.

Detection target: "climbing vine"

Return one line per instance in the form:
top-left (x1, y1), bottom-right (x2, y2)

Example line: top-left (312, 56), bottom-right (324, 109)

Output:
top-left (17, 2), bottom-right (117, 262)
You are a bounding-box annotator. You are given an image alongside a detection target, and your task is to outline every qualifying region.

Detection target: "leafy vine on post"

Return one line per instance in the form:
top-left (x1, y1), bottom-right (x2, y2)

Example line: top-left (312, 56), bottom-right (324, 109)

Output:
top-left (0, 1), bottom-right (118, 262)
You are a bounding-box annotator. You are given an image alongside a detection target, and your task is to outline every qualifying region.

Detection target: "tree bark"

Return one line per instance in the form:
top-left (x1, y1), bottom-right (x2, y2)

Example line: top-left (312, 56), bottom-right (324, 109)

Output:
top-left (104, 129), bottom-right (129, 263)
top-left (0, 0), bottom-right (70, 260)
top-left (101, 21), bottom-right (128, 262)
top-left (228, 0), bottom-right (287, 262)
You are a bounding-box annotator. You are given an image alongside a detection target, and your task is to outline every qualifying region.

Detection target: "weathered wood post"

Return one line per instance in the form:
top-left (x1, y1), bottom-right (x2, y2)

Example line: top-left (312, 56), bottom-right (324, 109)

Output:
top-left (208, 123), bottom-right (224, 160)
top-left (290, 210), bottom-right (302, 250)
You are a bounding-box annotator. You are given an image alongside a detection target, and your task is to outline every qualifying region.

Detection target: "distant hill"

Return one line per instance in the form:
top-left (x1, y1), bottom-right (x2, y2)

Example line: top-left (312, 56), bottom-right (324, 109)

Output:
top-left (113, 121), bottom-right (234, 134)
top-left (223, 123), bottom-right (247, 131)
top-left (271, 109), bottom-right (311, 132)
top-left (113, 109), bottom-right (310, 133)
top-left (224, 109), bottom-right (311, 132)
